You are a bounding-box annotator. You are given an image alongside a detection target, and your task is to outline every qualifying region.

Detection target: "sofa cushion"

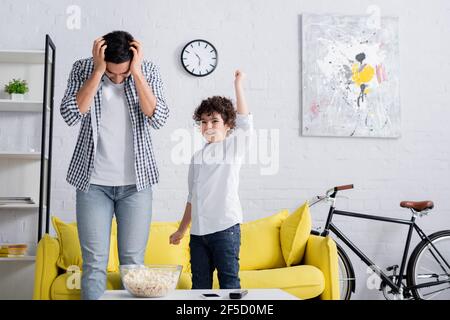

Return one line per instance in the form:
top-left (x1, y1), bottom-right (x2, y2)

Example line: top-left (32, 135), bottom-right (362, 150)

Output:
top-left (209, 265), bottom-right (324, 300)
top-left (304, 234), bottom-right (340, 300)
top-left (50, 271), bottom-right (121, 300)
top-left (144, 222), bottom-right (191, 273)
top-left (239, 265), bottom-right (324, 299)
top-left (280, 202), bottom-right (311, 266)
top-left (51, 216), bottom-right (118, 273)
top-left (240, 209), bottom-right (289, 270)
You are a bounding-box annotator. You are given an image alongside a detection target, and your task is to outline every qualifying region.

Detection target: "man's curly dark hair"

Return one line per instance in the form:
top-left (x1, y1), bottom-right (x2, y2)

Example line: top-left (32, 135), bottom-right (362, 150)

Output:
top-left (193, 96), bottom-right (236, 130)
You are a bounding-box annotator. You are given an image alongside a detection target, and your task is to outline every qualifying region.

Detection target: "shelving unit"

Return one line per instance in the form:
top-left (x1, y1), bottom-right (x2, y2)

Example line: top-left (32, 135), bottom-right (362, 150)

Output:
top-left (0, 204), bottom-right (40, 210)
top-left (0, 99), bottom-right (47, 112)
top-left (0, 151), bottom-right (48, 160)
top-left (0, 50), bottom-right (47, 64)
top-left (0, 35), bottom-right (55, 264)
top-left (0, 256), bottom-right (36, 262)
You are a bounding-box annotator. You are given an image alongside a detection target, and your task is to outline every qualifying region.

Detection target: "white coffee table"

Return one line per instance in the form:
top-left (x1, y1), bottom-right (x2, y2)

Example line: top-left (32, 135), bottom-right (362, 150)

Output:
top-left (100, 289), bottom-right (299, 300)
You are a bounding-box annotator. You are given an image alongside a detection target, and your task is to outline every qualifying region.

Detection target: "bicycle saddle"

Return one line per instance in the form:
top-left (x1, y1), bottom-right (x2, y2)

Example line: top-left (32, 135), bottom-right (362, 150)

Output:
top-left (400, 201), bottom-right (434, 212)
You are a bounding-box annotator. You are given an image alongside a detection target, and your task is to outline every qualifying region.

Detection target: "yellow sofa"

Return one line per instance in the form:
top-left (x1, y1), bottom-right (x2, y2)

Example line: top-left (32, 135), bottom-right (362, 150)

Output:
top-left (33, 203), bottom-right (340, 300)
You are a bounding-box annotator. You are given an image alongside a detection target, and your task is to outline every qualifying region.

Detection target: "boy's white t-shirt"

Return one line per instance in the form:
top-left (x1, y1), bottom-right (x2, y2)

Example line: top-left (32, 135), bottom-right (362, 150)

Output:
top-left (188, 114), bottom-right (254, 236)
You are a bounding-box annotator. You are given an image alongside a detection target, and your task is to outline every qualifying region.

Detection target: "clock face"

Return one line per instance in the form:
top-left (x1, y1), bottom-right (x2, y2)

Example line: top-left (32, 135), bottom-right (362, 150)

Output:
top-left (181, 39), bottom-right (218, 77)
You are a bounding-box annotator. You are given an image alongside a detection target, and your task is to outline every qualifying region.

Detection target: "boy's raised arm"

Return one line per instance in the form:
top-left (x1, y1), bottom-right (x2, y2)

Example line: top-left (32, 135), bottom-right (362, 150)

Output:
top-left (234, 70), bottom-right (249, 115)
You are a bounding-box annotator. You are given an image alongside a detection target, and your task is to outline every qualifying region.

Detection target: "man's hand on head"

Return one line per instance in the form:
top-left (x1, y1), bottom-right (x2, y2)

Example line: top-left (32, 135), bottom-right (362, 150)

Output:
top-left (92, 37), bottom-right (107, 75)
top-left (129, 40), bottom-right (144, 77)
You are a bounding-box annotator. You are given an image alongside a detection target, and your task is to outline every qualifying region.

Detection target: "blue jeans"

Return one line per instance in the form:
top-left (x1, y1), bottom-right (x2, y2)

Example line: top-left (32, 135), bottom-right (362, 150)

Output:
top-left (76, 184), bottom-right (152, 300)
top-left (190, 224), bottom-right (241, 289)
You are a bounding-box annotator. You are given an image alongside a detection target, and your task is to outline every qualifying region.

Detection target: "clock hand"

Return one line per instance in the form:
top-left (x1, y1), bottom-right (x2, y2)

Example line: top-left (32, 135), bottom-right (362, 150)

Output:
top-left (195, 53), bottom-right (201, 66)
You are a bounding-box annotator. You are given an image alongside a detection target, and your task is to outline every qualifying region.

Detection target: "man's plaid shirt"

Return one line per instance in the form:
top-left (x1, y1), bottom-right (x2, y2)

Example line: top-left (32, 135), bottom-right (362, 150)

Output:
top-left (60, 57), bottom-right (169, 192)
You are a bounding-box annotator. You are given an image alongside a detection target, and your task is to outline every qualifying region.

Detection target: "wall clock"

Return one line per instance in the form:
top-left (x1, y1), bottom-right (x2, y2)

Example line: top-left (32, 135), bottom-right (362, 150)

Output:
top-left (181, 39), bottom-right (218, 77)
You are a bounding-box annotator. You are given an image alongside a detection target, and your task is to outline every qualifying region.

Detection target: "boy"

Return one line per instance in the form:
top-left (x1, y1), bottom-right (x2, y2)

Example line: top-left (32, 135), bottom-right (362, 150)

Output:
top-left (169, 70), bottom-right (253, 289)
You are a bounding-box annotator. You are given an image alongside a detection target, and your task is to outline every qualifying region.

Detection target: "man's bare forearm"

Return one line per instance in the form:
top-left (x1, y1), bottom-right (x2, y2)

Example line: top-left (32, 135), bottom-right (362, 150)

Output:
top-left (134, 72), bottom-right (157, 117)
top-left (76, 71), bottom-right (103, 114)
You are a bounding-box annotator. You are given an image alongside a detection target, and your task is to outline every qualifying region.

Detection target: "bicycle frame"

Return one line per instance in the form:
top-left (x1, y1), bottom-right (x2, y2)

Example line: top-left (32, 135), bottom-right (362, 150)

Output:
top-left (311, 191), bottom-right (450, 296)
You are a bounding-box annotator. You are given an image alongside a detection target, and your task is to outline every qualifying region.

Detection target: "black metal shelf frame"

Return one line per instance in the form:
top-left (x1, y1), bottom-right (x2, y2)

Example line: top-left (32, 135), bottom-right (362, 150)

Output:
top-left (38, 34), bottom-right (55, 242)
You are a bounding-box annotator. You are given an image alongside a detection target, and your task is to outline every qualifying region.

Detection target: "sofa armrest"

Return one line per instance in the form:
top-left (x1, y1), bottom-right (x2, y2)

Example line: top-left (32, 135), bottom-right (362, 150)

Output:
top-left (303, 234), bottom-right (340, 300)
top-left (33, 234), bottom-right (61, 300)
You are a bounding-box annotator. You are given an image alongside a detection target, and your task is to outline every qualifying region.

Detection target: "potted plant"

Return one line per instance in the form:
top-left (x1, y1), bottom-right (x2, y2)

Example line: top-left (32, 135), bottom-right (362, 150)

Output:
top-left (4, 78), bottom-right (29, 101)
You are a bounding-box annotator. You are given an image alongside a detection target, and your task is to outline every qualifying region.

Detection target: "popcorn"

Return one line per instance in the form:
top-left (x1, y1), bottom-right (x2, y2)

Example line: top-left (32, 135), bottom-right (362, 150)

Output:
top-left (121, 265), bottom-right (180, 298)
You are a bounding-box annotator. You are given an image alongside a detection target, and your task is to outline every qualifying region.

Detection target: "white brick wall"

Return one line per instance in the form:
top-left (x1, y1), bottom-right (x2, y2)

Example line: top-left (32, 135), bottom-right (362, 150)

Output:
top-left (0, 0), bottom-right (449, 299)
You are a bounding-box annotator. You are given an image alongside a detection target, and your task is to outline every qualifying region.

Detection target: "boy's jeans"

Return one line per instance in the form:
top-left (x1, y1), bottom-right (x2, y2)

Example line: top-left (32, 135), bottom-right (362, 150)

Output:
top-left (190, 224), bottom-right (241, 289)
top-left (76, 184), bottom-right (153, 300)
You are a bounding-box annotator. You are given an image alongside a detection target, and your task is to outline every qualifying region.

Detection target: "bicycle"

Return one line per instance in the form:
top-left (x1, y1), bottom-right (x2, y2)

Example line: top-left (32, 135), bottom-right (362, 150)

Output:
top-left (308, 184), bottom-right (450, 300)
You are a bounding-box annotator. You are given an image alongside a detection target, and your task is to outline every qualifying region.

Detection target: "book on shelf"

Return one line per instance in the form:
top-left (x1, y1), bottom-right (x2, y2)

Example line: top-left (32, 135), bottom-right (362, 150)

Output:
top-left (0, 243), bottom-right (28, 256)
top-left (0, 248), bottom-right (27, 255)
top-left (0, 243), bottom-right (28, 249)
top-left (0, 254), bottom-right (26, 258)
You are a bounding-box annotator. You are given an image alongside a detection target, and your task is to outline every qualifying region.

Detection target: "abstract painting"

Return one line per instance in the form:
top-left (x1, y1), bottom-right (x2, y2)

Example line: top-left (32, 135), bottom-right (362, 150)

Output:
top-left (302, 14), bottom-right (401, 138)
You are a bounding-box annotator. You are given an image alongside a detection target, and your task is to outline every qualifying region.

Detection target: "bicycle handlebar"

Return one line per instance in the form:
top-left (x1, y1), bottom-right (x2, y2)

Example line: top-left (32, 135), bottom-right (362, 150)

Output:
top-left (309, 184), bottom-right (355, 207)
top-left (325, 184), bottom-right (354, 197)
top-left (334, 184), bottom-right (354, 192)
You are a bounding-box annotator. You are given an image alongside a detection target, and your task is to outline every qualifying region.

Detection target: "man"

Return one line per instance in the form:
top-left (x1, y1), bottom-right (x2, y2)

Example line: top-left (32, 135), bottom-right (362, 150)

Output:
top-left (60, 30), bottom-right (169, 300)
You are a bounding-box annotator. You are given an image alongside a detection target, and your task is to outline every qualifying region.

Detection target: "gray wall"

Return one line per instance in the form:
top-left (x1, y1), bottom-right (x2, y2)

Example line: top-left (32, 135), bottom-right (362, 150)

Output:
top-left (0, 0), bottom-right (449, 299)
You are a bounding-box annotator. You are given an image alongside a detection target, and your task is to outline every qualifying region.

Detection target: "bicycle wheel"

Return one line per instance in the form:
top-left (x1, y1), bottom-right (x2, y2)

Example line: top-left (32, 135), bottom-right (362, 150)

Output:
top-left (337, 244), bottom-right (355, 300)
top-left (407, 230), bottom-right (450, 300)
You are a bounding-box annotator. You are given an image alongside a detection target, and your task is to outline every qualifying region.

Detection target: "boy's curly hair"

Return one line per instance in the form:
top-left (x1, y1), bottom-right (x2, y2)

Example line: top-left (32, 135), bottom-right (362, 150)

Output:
top-left (193, 96), bottom-right (236, 129)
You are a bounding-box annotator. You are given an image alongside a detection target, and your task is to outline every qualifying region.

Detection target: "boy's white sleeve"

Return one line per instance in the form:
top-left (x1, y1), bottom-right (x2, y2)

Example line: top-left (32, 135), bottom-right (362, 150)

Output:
top-left (231, 113), bottom-right (254, 158)
top-left (186, 159), bottom-right (194, 203)
top-left (235, 113), bottom-right (254, 132)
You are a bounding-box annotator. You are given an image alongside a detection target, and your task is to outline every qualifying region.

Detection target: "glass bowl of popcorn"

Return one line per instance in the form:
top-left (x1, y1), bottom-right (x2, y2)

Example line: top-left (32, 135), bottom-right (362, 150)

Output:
top-left (120, 264), bottom-right (182, 298)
